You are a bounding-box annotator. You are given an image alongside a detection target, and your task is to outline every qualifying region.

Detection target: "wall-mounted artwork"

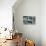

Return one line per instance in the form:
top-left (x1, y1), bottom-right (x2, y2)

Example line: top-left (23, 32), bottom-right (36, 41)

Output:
top-left (23, 16), bottom-right (35, 24)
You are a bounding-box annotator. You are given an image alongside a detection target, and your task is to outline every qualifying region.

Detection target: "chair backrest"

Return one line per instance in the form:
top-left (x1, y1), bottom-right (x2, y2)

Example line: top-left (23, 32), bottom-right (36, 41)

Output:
top-left (14, 33), bottom-right (23, 46)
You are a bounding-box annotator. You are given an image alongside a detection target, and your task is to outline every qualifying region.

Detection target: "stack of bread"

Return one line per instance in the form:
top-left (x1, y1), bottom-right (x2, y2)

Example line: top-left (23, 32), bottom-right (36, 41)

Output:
top-left (25, 40), bottom-right (35, 46)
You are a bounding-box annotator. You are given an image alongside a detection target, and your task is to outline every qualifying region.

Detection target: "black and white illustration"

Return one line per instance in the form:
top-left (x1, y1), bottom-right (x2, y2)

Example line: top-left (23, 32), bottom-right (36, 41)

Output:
top-left (23, 16), bottom-right (35, 24)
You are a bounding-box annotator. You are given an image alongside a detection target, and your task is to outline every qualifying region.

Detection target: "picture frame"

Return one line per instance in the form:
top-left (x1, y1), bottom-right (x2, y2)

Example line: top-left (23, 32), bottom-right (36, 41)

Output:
top-left (23, 16), bottom-right (35, 24)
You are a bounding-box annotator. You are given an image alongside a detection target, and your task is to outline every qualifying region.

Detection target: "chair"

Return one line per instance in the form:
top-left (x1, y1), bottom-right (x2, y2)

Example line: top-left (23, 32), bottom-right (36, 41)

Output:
top-left (13, 33), bottom-right (23, 46)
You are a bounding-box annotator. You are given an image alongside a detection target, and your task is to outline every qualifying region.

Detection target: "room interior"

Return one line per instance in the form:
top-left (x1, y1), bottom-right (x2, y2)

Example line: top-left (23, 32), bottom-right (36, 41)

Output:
top-left (0, 0), bottom-right (46, 46)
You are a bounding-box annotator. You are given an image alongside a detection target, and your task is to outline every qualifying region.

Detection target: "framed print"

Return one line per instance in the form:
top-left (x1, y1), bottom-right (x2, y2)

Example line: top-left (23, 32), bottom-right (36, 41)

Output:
top-left (23, 16), bottom-right (35, 24)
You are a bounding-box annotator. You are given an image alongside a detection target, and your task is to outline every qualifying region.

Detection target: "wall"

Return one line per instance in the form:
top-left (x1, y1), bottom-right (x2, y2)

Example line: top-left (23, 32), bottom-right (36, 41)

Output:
top-left (0, 0), bottom-right (16, 30)
top-left (13, 0), bottom-right (41, 46)
top-left (41, 0), bottom-right (46, 46)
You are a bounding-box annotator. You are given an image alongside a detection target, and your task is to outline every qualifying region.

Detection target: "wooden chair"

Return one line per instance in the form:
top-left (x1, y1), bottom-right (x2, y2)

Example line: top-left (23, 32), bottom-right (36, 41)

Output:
top-left (13, 33), bottom-right (23, 46)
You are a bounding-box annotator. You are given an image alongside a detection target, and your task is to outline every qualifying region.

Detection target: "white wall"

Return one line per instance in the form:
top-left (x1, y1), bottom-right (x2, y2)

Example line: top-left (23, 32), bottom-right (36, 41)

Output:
top-left (41, 0), bottom-right (46, 46)
top-left (13, 0), bottom-right (46, 46)
top-left (13, 0), bottom-right (41, 46)
top-left (0, 0), bottom-right (16, 30)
